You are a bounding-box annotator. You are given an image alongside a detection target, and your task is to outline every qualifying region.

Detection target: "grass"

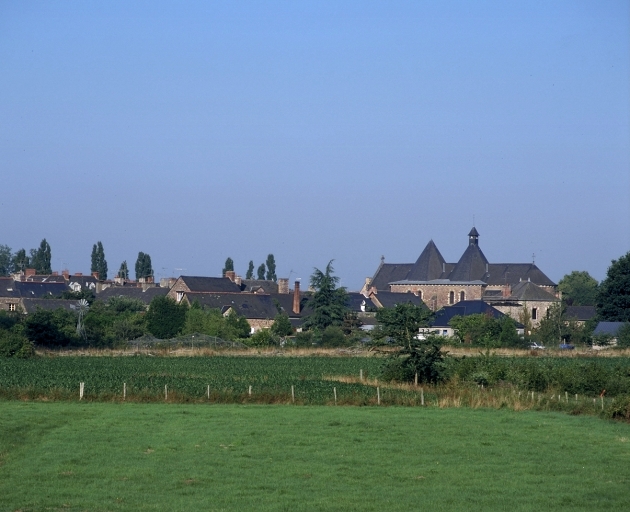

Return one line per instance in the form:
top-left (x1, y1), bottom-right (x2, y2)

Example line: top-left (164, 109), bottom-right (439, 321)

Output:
top-left (1, 402), bottom-right (629, 511)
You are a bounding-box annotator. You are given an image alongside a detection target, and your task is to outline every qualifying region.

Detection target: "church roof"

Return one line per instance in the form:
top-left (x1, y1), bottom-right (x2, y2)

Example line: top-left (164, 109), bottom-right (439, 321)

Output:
top-left (508, 281), bottom-right (558, 301)
top-left (369, 263), bottom-right (413, 291)
top-left (448, 243), bottom-right (489, 282)
top-left (406, 240), bottom-right (447, 281)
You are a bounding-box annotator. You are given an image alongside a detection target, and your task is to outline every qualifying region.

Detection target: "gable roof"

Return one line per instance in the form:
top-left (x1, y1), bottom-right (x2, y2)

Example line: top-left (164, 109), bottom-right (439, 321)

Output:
top-left (370, 291), bottom-right (426, 309)
top-left (97, 286), bottom-right (169, 305)
top-left (406, 240), bottom-right (447, 281)
top-left (593, 322), bottom-right (627, 337)
top-left (178, 276), bottom-right (241, 293)
top-left (432, 300), bottom-right (524, 328)
top-left (183, 292), bottom-right (279, 319)
top-left (20, 298), bottom-right (79, 315)
top-left (370, 263), bottom-right (414, 291)
top-left (485, 264), bottom-right (556, 287)
top-left (14, 281), bottom-right (69, 298)
top-left (240, 279), bottom-right (279, 294)
top-left (508, 281), bottom-right (558, 301)
top-left (565, 306), bottom-right (597, 322)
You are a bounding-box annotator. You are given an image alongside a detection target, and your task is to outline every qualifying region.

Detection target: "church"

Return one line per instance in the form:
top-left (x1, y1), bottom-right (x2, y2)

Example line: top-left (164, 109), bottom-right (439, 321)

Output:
top-left (362, 228), bottom-right (559, 328)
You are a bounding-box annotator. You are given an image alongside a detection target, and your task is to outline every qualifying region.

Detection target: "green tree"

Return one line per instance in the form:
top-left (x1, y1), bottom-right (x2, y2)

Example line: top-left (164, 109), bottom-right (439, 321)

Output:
top-left (24, 308), bottom-right (78, 347)
top-left (303, 261), bottom-right (348, 331)
top-left (375, 303), bottom-right (434, 349)
top-left (246, 260), bottom-right (254, 280)
top-left (11, 249), bottom-right (29, 272)
top-left (0, 328), bottom-right (34, 358)
top-left (117, 261), bottom-right (129, 279)
top-left (271, 313), bottom-right (293, 337)
top-left (558, 271), bottom-right (599, 306)
top-left (223, 257), bottom-right (234, 276)
top-left (90, 241), bottom-right (108, 280)
top-left (265, 254), bottom-right (277, 282)
top-left (145, 296), bottom-right (187, 338)
top-left (30, 239), bottom-right (52, 274)
top-left (257, 263), bottom-right (266, 280)
top-left (135, 252), bottom-right (153, 280)
top-left (0, 245), bottom-right (12, 276)
top-left (597, 252), bottom-right (630, 321)
top-left (449, 314), bottom-right (501, 346)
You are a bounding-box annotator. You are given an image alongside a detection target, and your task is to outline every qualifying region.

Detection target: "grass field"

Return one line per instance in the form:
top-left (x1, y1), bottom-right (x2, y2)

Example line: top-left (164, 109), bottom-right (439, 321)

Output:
top-left (1, 402), bottom-right (629, 511)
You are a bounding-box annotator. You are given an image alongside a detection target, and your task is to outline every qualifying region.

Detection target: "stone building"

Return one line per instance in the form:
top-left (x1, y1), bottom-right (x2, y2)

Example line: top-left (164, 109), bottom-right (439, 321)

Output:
top-left (364, 228), bottom-right (559, 327)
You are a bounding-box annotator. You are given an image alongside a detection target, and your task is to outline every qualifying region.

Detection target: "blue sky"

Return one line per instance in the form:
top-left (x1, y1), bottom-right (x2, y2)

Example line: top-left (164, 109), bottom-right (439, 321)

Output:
top-left (1, 1), bottom-right (628, 289)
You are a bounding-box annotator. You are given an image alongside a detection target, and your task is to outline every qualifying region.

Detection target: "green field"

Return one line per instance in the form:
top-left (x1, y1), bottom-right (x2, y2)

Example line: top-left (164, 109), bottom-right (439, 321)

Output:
top-left (1, 402), bottom-right (629, 511)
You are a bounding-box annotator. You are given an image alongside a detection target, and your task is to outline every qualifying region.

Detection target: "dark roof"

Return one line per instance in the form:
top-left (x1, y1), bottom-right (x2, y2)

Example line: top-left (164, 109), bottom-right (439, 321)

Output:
top-left (178, 276), bottom-right (241, 293)
top-left (485, 264), bottom-right (556, 287)
top-left (468, 227), bottom-right (479, 237)
top-left (97, 286), bottom-right (169, 305)
top-left (67, 275), bottom-right (98, 289)
top-left (240, 279), bottom-right (279, 294)
top-left (508, 281), bottom-right (558, 301)
top-left (593, 322), bottom-right (627, 336)
top-left (371, 291), bottom-right (426, 309)
top-left (370, 263), bottom-right (414, 290)
top-left (432, 300), bottom-right (524, 328)
top-left (0, 278), bottom-right (20, 298)
top-left (406, 240), bottom-right (447, 281)
top-left (25, 275), bottom-right (67, 283)
top-left (184, 292), bottom-right (279, 319)
top-left (21, 298), bottom-right (79, 315)
top-left (14, 281), bottom-right (69, 298)
top-left (345, 293), bottom-right (378, 313)
top-left (448, 243), bottom-right (489, 282)
top-left (565, 306), bottom-right (597, 322)
top-left (268, 293), bottom-right (313, 318)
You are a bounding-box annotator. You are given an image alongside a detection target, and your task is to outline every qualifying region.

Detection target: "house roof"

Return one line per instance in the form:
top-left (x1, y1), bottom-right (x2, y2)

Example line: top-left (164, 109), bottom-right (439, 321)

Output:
top-left (268, 293), bottom-right (313, 318)
top-left (20, 298), bottom-right (79, 315)
top-left (484, 264), bottom-right (556, 287)
top-left (178, 276), bottom-right (241, 293)
top-left (406, 240), bottom-right (447, 282)
top-left (565, 306), bottom-right (597, 322)
top-left (345, 293), bottom-right (378, 313)
top-left (25, 274), bottom-right (67, 283)
top-left (370, 263), bottom-right (414, 290)
top-left (431, 300), bottom-right (524, 328)
top-left (593, 322), bottom-right (627, 336)
top-left (0, 278), bottom-right (20, 297)
top-left (14, 281), bottom-right (69, 298)
top-left (97, 286), bottom-right (169, 305)
top-left (508, 281), bottom-right (558, 302)
top-left (184, 292), bottom-right (279, 319)
top-left (240, 279), bottom-right (279, 294)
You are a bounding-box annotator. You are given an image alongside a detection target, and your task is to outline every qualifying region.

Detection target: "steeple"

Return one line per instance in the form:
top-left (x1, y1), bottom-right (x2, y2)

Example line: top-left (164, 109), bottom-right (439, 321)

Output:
top-left (468, 226), bottom-right (479, 246)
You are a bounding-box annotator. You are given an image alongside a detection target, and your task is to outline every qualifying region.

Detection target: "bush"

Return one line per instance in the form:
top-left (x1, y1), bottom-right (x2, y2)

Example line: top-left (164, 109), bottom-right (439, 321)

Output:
top-left (246, 329), bottom-right (278, 347)
top-left (0, 328), bottom-right (34, 358)
top-left (145, 296), bottom-right (188, 339)
top-left (271, 314), bottom-right (293, 337)
top-left (320, 326), bottom-right (347, 347)
top-left (24, 308), bottom-right (78, 347)
top-left (381, 335), bottom-right (447, 385)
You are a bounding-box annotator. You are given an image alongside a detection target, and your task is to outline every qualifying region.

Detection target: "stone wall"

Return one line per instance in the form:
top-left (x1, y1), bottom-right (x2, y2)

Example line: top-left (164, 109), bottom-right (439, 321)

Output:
top-left (493, 300), bottom-right (557, 331)
top-left (247, 318), bottom-right (274, 333)
top-left (390, 283), bottom-right (485, 311)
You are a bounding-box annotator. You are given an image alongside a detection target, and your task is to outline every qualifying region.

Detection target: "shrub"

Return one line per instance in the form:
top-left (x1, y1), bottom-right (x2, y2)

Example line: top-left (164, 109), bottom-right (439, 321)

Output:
top-left (271, 314), bottom-right (293, 337)
top-left (246, 329), bottom-right (278, 347)
top-left (320, 326), bottom-right (347, 347)
top-left (24, 308), bottom-right (78, 347)
top-left (0, 328), bottom-right (34, 358)
top-left (145, 296), bottom-right (188, 339)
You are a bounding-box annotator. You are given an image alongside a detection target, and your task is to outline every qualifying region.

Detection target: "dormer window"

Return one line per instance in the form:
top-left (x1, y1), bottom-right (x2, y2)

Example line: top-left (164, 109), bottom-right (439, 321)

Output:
top-left (176, 291), bottom-right (183, 302)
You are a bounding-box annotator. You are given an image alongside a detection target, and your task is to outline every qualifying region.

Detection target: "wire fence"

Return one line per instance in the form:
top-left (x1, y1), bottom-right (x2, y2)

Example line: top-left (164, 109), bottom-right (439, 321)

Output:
top-left (128, 333), bottom-right (247, 350)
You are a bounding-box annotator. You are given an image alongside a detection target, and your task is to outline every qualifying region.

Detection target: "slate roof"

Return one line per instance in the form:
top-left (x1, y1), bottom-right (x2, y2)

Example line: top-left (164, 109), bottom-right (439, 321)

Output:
top-left (25, 275), bottom-right (67, 283)
top-left (97, 286), bottom-right (169, 305)
top-left (67, 275), bottom-right (98, 290)
top-left (431, 300), bottom-right (524, 328)
top-left (14, 281), bottom-right (69, 298)
top-left (0, 278), bottom-right (20, 297)
top-left (448, 243), bottom-right (489, 282)
top-left (508, 281), bottom-right (558, 302)
top-left (593, 322), bottom-right (627, 336)
top-left (183, 292), bottom-right (279, 319)
top-left (240, 279), bottom-right (279, 294)
top-left (268, 293), bottom-right (313, 318)
top-left (178, 276), bottom-right (241, 293)
top-left (21, 299), bottom-right (79, 315)
top-left (406, 240), bottom-right (447, 281)
top-left (345, 293), bottom-right (378, 313)
top-left (485, 264), bottom-right (556, 287)
top-left (565, 306), bottom-right (597, 322)
top-left (370, 263), bottom-right (414, 290)
top-left (371, 291), bottom-right (426, 309)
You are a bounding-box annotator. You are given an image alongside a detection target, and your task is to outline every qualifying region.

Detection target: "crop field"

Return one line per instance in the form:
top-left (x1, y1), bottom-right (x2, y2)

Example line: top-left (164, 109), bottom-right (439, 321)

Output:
top-left (1, 402), bottom-right (629, 511)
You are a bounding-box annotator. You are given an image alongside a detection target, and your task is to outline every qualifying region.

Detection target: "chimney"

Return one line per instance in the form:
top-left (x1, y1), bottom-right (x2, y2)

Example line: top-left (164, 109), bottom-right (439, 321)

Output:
top-left (278, 278), bottom-right (289, 294)
top-left (74, 272), bottom-right (83, 277)
top-left (293, 280), bottom-right (301, 314)
top-left (52, 271), bottom-right (58, 276)
top-left (91, 272), bottom-right (99, 280)
top-left (25, 268), bottom-right (36, 278)
top-left (62, 270), bottom-right (69, 280)
top-left (225, 270), bottom-right (236, 282)
top-left (235, 275), bottom-right (242, 287)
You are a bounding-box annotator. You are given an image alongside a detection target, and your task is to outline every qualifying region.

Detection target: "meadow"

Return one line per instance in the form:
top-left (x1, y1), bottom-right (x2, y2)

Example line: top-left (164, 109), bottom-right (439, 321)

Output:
top-left (1, 402), bottom-right (629, 511)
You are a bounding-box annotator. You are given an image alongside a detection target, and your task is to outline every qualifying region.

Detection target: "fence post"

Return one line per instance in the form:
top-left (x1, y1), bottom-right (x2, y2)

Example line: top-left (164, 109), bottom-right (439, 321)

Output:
top-left (123, 383), bottom-right (126, 400)
top-left (207, 385), bottom-right (210, 399)
top-left (360, 369), bottom-right (363, 381)
top-left (79, 382), bottom-right (84, 400)
top-left (415, 372), bottom-right (418, 387)
top-left (291, 385), bottom-right (295, 403)
top-left (248, 385), bottom-right (252, 396)
top-left (377, 387), bottom-right (380, 405)
top-left (565, 392), bottom-right (568, 403)
top-left (165, 385), bottom-right (168, 401)
top-left (334, 387), bottom-right (337, 405)
top-left (421, 388), bottom-right (424, 406)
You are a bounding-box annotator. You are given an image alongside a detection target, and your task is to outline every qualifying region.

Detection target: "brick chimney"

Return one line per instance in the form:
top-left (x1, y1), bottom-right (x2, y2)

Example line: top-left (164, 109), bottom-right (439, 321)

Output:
top-left (225, 270), bottom-right (236, 282)
top-left (74, 272), bottom-right (83, 277)
top-left (62, 270), bottom-right (69, 280)
top-left (52, 271), bottom-right (58, 276)
top-left (292, 280), bottom-right (301, 314)
top-left (91, 272), bottom-right (99, 280)
top-left (25, 268), bottom-right (36, 278)
top-left (235, 275), bottom-right (242, 287)
top-left (278, 278), bottom-right (289, 294)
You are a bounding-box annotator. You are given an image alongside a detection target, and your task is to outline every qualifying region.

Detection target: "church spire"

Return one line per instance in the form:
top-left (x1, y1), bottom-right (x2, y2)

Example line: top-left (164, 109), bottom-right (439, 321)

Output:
top-left (468, 227), bottom-right (479, 246)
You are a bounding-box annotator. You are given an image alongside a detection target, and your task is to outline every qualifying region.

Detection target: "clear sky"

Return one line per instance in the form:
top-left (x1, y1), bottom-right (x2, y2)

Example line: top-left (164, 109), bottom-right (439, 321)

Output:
top-left (1, 1), bottom-right (628, 289)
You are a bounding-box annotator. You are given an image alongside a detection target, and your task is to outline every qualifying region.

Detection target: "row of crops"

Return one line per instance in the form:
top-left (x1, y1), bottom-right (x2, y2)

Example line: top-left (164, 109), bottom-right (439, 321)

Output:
top-left (0, 355), bottom-right (629, 404)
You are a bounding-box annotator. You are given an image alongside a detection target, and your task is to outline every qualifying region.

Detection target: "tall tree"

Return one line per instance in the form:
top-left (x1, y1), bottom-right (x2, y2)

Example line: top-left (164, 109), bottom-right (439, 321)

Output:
top-left (222, 257), bottom-right (234, 276)
top-left (135, 252), bottom-right (153, 280)
top-left (117, 261), bottom-right (129, 279)
top-left (0, 245), bottom-right (12, 276)
top-left (265, 254), bottom-right (277, 282)
top-left (303, 260), bottom-right (348, 330)
top-left (597, 251), bottom-right (630, 322)
top-left (558, 271), bottom-right (599, 306)
top-left (257, 263), bottom-right (266, 280)
top-left (11, 249), bottom-right (29, 272)
top-left (246, 260), bottom-right (254, 280)
top-left (90, 241), bottom-right (108, 280)
top-left (30, 239), bottom-right (52, 274)
top-left (145, 296), bottom-right (187, 338)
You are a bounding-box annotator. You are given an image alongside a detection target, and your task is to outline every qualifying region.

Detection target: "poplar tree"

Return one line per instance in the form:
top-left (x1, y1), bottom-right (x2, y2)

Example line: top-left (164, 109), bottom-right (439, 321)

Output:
top-left (135, 252), bottom-right (153, 280)
top-left (117, 261), bottom-right (129, 279)
top-left (246, 260), bottom-right (254, 280)
top-left (257, 263), bottom-right (266, 280)
top-left (265, 254), bottom-right (277, 282)
top-left (222, 257), bottom-right (234, 276)
top-left (90, 241), bottom-right (108, 280)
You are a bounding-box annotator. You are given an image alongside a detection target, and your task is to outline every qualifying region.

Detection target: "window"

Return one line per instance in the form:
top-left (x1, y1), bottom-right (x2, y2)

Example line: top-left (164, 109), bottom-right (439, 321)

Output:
top-left (531, 307), bottom-right (538, 320)
top-left (449, 291), bottom-right (455, 305)
top-left (459, 291), bottom-right (465, 302)
top-left (8, 303), bottom-right (16, 312)
top-left (418, 290), bottom-right (422, 300)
